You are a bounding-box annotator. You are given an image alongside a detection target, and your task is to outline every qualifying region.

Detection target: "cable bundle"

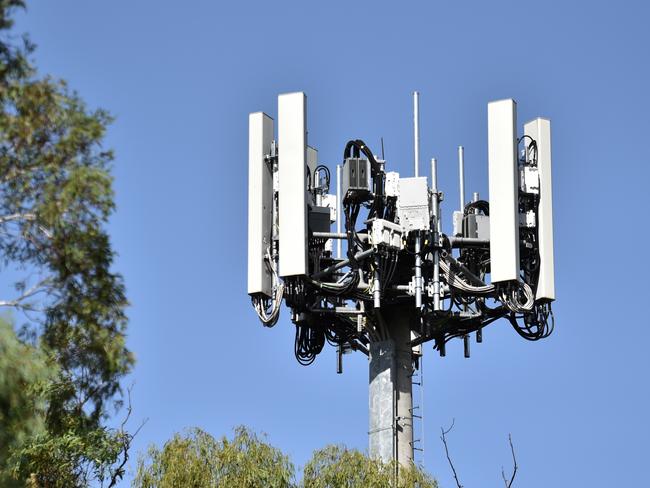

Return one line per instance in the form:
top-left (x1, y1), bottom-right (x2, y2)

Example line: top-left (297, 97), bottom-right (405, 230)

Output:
top-left (440, 256), bottom-right (495, 296)
top-left (294, 323), bottom-right (325, 366)
top-left (310, 271), bottom-right (359, 296)
top-left (252, 250), bottom-right (284, 327)
top-left (499, 281), bottom-right (535, 314)
top-left (508, 302), bottom-right (554, 341)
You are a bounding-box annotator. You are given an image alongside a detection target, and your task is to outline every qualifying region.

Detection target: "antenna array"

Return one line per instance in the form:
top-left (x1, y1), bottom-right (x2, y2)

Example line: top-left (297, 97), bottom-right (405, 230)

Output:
top-left (247, 91), bottom-right (555, 466)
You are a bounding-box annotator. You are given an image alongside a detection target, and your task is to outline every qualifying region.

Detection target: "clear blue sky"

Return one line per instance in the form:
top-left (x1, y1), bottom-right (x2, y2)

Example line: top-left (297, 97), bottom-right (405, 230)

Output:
top-left (16, 1), bottom-right (650, 486)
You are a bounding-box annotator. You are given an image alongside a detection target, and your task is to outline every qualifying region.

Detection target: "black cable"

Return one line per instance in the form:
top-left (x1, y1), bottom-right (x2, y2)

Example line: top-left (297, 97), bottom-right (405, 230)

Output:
top-left (463, 200), bottom-right (489, 216)
top-left (342, 139), bottom-right (385, 219)
top-left (507, 302), bottom-right (554, 341)
top-left (294, 323), bottom-right (325, 366)
top-left (314, 165), bottom-right (331, 193)
top-left (517, 135), bottom-right (538, 166)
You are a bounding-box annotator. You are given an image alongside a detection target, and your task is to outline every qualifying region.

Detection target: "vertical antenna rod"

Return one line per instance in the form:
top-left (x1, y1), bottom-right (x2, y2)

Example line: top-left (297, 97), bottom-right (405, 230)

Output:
top-left (413, 91), bottom-right (422, 310)
top-left (414, 237), bottom-right (422, 309)
top-left (336, 164), bottom-right (342, 258)
top-left (431, 158), bottom-right (441, 312)
top-left (413, 91), bottom-right (420, 177)
top-left (458, 145), bottom-right (465, 211)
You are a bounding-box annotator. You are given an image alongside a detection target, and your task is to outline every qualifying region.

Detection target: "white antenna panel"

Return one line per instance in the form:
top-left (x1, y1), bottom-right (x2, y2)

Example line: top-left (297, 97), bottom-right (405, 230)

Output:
top-left (488, 99), bottom-right (520, 283)
top-left (278, 92), bottom-right (308, 277)
top-left (247, 112), bottom-right (274, 296)
top-left (524, 118), bottom-right (555, 301)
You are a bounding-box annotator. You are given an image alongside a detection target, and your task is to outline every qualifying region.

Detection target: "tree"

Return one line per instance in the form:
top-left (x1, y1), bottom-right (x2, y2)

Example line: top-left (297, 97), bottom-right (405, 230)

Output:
top-left (134, 427), bottom-right (295, 488)
top-left (0, 1), bottom-right (133, 485)
top-left (302, 445), bottom-right (437, 488)
top-left (134, 426), bottom-right (437, 488)
top-left (0, 316), bottom-right (52, 488)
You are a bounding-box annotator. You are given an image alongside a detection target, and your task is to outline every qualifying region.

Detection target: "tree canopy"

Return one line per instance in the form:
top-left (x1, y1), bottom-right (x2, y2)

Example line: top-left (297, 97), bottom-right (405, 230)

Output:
top-left (303, 445), bottom-right (437, 488)
top-left (0, 316), bottom-right (52, 487)
top-left (0, 1), bottom-right (133, 485)
top-left (134, 426), bottom-right (437, 488)
top-left (134, 427), bottom-right (295, 488)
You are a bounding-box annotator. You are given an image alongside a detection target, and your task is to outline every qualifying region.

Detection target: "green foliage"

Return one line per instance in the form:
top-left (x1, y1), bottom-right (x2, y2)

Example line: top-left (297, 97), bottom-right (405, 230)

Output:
top-left (134, 427), bottom-right (295, 488)
top-left (135, 427), bottom-right (437, 488)
top-left (9, 411), bottom-right (132, 488)
top-left (302, 445), bottom-right (437, 488)
top-left (0, 316), bottom-right (52, 487)
top-left (0, 315), bottom-right (133, 488)
top-left (0, 1), bottom-right (133, 485)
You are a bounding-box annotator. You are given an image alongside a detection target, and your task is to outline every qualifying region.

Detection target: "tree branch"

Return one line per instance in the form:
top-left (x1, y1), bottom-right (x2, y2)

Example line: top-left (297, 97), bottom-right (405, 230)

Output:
top-left (0, 277), bottom-right (52, 308)
top-left (501, 434), bottom-right (518, 488)
top-left (440, 419), bottom-right (463, 488)
top-left (0, 212), bottom-right (36, 224)
top-left (107, 385), bottom-right (147, 488)
top-left (0, 165), bottom-right (37, 184)
top-left (0, 212), bottom-right (53, 241)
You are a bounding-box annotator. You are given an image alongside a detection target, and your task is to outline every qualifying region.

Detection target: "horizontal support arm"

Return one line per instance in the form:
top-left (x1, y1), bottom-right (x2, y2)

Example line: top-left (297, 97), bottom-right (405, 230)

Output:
top-left (311, 248), bottom-right (375, 280)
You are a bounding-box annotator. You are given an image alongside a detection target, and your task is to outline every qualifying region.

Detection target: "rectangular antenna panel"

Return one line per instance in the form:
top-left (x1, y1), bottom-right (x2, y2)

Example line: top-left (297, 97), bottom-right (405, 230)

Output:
top-left (524, 118), bottom-right (555, 300)
top-left (307, 146), bottom-right (318, 183)
top-left (307, 146), bottom-right (318, 204)
top-left (247, 112), bottom-right (274, 296)
top-left (488, 99), bottom-right (520, 282)
top-left (278, 92), bottom-right (308, 277)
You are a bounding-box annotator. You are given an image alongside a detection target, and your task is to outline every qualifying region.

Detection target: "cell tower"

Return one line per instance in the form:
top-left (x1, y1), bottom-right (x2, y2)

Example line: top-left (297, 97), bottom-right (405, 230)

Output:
top-left (247, 92), bottom-right (555, 468)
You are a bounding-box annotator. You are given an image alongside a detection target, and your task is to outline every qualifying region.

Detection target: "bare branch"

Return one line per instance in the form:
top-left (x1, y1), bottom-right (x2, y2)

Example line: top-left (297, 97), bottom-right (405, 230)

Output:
top-left (501, 434), bottom-right (518, 488)
top-left (37, 224), bottom-right (53, 239)
top-left (0, 212), bottom-right (37, 225)
top-left (107, 385), bottom-right (148, 488)
top-left (440, 419), bottom-right (463, 488)
top-left (0, 277), bottom-right (53, 308)
top-left (0, 211), bottom-right (53, 241)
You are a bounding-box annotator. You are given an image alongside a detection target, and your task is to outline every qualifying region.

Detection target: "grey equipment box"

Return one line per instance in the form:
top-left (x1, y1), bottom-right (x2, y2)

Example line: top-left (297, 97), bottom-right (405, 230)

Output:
top-left (309, 206), bottom-right (331, 234)
top-left (342, 158), bottom-right (372, 203)
top-left (463, 214), bottom-right (490, 240)
top-left (397, 177), bottom-right (430, 232)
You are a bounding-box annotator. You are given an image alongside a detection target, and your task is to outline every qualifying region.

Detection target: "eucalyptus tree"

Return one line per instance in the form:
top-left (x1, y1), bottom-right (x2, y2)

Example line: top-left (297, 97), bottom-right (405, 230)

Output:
top-left (0, 1), bottom-right (133, 485)
top-left (302, 445), bottom-right (437, 488)
top-left (134, 427), bottom-right (295, 488)
top-left (134, 426), bottom-right (438, 488)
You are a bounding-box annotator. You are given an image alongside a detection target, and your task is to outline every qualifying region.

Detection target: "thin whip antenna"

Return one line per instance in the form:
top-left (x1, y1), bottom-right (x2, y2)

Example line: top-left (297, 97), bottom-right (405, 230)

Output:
top-left (413, 91), bottom-right (420, 177)
top-left (380, 137), bottom-right (385, 160)
top-left (458, 146), bottom-right (465, 211)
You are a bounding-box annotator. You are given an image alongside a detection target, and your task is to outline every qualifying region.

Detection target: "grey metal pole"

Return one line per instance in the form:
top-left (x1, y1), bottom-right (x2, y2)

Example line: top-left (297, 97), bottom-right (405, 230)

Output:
top-left (414, 235), bottom-right (422, 309)
top-left (373, 257), bottom-right (381, 309)
top-left (413, 92), bottom-right (422, 309)
top-left (430, 157), bottom-right (438, 192)
top-left (369, 309), bottom-right (414, 468)
top-left (431, 158), bottom-right (441, 311)
top-left (336, 164), bottom-right (342, 259)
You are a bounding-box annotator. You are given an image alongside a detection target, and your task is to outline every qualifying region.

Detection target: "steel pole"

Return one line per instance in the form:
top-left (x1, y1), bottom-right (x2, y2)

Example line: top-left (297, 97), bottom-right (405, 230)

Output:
top-left (431, 158), bottom-right (441, 311)
top-left (369, 309), bottom-right (414, 469)
top-left (336, 164), bottom-right (342, 258)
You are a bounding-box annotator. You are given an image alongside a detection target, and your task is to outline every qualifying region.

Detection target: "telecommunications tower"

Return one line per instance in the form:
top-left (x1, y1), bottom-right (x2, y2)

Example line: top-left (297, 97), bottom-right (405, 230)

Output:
top-left (247, 92), bottom-right (555, 468)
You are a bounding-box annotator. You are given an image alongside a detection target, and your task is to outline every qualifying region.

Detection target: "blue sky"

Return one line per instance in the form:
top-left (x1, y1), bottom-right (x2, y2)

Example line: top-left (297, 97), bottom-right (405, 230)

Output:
top-left (15, 0), bottom-right (650, 486)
